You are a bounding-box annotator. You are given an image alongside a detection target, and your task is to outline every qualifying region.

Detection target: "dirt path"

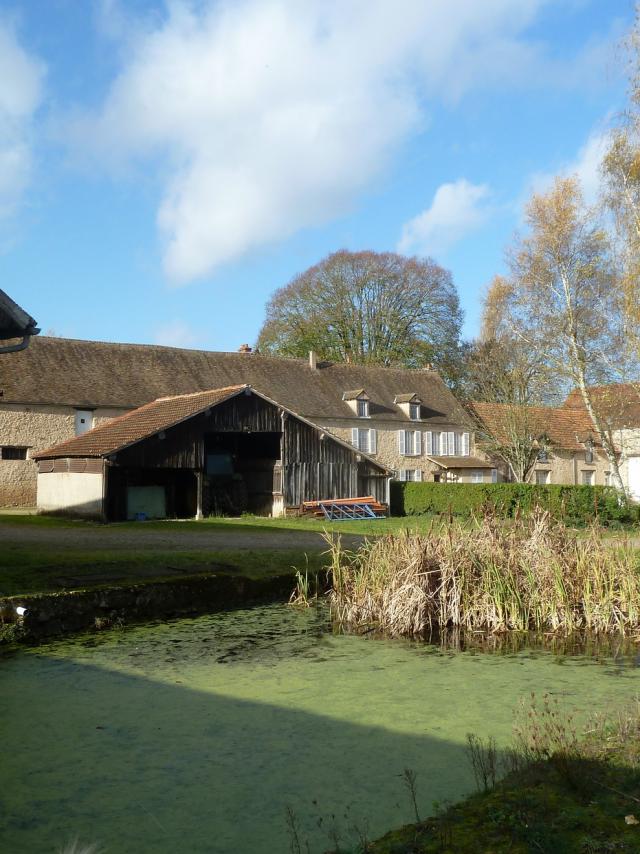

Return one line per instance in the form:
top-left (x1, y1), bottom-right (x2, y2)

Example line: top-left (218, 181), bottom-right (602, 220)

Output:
top-left (0, 520), bottom-right (362, 553)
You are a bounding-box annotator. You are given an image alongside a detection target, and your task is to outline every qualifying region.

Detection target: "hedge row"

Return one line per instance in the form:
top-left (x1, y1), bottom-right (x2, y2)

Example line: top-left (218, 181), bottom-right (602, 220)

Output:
top-left (390, 482), bottom-right (638, 526)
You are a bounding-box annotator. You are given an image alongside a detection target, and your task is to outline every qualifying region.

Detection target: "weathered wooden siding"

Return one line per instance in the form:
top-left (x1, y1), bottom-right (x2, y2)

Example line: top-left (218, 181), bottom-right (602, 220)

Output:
top-left (102, 390), bottom-right (387, 512)
top-left (114, 393), bottom-right (282, 470)
top-left (281, 416), bottom-right (386, 505)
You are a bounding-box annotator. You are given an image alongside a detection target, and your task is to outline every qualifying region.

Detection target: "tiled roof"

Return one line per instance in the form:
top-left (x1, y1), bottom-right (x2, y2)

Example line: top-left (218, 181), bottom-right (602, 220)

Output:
top-left (470, 402), bottom-right (600, 451)
top-left (564, 385), bottom-right (640, 430)
top-left (34, 386), bottom-right (245, 458)
top-left (0, 336), bottom-right (469, 425)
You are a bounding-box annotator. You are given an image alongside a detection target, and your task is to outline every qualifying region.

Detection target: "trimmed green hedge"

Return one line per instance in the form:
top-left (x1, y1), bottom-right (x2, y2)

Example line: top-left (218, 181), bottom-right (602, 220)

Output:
top-left (390, 482), bottom-right (638, 526)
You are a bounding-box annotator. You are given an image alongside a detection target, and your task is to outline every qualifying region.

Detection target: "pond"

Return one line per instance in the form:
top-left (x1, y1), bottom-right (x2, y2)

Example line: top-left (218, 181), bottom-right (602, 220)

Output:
top-left (1, 604), bottom-right (640, 853)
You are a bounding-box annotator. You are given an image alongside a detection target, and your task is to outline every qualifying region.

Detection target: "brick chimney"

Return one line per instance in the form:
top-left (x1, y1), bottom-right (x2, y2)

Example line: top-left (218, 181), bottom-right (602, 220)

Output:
top-left (238, 343), bottom-right (252, 354)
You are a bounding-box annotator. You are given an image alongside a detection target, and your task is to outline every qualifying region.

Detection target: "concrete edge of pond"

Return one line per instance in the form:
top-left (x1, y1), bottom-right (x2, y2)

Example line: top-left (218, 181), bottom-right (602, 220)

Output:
top-left (0, 570), bottom-right (304, 646)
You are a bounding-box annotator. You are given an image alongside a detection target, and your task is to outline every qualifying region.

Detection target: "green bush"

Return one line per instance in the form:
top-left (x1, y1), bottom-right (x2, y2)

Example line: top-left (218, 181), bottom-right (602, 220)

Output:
top-left (390, 482), bottom-right (638, 527)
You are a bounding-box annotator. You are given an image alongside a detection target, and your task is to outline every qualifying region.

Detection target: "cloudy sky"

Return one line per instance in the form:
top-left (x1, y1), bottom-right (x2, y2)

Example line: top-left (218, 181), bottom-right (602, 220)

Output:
top-left (1, 0), bottom-right (633, 350)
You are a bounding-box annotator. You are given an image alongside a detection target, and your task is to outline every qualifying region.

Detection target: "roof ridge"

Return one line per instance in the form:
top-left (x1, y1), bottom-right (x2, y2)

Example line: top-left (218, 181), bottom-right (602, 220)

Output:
top-left (155, 384), bottom-right (247, 402)
top-left (34, 336), bottom-right (443, 375)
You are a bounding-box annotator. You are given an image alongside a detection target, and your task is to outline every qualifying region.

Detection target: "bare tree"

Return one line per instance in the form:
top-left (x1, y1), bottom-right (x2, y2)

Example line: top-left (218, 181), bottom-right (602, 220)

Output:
top-left (471, 401), bottom-right (549, 483)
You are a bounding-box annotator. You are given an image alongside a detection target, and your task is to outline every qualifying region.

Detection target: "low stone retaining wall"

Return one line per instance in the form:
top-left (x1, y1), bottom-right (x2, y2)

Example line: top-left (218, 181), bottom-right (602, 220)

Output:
top-left (0, 571), bottom-right (300, 645)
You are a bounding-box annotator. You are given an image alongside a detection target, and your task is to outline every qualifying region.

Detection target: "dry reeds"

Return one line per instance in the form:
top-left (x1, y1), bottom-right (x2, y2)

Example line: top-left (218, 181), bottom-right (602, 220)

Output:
top-left (327, 509), bottom-right (640, 636)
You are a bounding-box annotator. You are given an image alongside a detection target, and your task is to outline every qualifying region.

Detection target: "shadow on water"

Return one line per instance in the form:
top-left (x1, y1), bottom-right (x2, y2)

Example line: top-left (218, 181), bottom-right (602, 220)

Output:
top-left (2, 604), bottom-right (640, 854)
top-left (0, 659), bottom-right (473, 853)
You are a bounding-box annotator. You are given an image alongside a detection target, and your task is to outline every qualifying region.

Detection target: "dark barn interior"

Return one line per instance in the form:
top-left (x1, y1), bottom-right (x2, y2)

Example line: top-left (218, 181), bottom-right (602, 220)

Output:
top-left (101, 388), bottom-right (387, 521)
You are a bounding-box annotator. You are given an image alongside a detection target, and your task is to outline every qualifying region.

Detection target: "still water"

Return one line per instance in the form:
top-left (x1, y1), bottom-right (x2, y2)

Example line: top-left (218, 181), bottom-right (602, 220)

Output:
top-left (1, 604), bottom-right (640, 853)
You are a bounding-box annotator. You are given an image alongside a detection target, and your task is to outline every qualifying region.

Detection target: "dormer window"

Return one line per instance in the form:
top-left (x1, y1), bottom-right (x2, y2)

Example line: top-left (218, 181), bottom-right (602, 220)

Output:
top-left (342, 389), bottom-right (370, 418)
top-left (394, 393), bottom-right (422, 421)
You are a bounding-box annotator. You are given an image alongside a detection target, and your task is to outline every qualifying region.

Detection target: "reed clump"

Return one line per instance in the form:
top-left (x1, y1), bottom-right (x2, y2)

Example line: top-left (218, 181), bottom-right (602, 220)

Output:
top-left (328, 509), bottom-right (640, 635)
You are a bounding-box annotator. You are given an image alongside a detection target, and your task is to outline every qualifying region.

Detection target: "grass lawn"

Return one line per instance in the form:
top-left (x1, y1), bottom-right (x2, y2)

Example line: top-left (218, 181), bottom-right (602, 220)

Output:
top-left (0, 511), bottom-right (444, 536)
top-left (1, 512), bottom-right (635, 598)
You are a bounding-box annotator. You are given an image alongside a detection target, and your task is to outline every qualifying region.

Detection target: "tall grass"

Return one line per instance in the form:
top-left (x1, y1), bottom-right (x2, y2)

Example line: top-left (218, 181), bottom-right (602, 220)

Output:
top-left (328, 509), bottom-right (640, 635)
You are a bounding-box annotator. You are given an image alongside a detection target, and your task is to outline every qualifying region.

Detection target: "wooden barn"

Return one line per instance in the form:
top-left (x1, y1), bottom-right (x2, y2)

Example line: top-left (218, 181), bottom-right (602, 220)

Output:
top-left (33, 385), bottom-right (390, 521)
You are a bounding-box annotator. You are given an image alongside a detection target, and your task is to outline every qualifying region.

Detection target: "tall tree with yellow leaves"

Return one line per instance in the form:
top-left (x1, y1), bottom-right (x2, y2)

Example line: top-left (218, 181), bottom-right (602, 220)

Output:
top-left (498, 176), bottom-right (626, 493)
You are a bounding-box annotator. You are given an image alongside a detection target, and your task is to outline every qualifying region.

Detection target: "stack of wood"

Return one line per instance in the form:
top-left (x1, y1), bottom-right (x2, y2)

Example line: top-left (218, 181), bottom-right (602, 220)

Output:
top-left (301, 495), bottom-right (388, 519)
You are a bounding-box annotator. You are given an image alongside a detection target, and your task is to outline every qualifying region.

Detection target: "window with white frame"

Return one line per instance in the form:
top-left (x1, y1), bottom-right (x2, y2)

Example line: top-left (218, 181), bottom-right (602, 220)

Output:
top-left (471, 470), bottom-right (484, 483)
top-left (582, 470), bottom-right (594, 486)
top-left (398, 429), bottom-right (421, 456)
top-left (425, 431), bottom-right (470, 456)
top-left (357, 398), bottom-right (370, 418)
top-left (409, 402), bottom-right (421, 421)
top-left (398, 469), bottom-right (422, 482)
top-left (535, 470), bottom-right (550, 485)
top-left (491, 468), bottom-right (498, 483)
top-left (75, 409), bottom-right (94, 436)
top-left (604, 471), bottom-right (612, 486)
top-left (351, 427), bottom-right (377, 454)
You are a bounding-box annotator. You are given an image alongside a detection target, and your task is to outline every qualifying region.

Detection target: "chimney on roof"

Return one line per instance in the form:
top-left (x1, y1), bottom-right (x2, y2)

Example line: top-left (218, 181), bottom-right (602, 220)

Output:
top-left (309, 350), bottom-right (317, 370)
top-left (238, 343), bottom-right (252, 354)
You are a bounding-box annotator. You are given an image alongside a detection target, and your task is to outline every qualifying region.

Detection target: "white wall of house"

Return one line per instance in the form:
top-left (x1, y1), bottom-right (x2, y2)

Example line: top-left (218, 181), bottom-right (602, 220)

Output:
top-left (0, 403), bottom-right (126, 506)
top-left (37, 471), bottom-right (105, 518)
top-left (613, 428), bottom-right (640, 500)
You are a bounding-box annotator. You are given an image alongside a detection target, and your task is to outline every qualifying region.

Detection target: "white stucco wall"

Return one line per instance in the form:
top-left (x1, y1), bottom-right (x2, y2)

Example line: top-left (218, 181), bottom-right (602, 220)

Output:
top-left (0, 403), bottom-right (126, 506)
top-left (37, 471), bottom-right (105, 518)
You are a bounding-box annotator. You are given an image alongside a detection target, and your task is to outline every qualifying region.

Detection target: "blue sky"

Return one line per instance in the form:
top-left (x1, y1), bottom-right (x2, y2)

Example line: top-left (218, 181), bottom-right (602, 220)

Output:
top-left (0, 0), bottom-right (634, 351)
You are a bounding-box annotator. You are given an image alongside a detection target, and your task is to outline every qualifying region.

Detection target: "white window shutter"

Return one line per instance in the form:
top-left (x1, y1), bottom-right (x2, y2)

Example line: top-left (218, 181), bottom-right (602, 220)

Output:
top-left (398, 430), bottom-right (406, 455)
top-left (448, 432), bottom-right (455, 456)
top-left (454, 433), bottom-right (460, 455)
top-left (369, 429), bottom-right (377, 454)
top-left (415, 468), bottom-right (423, 482)
top-left (441, 432), bottom-right (448, 456)
top-left (351, 427), bottom-right (358, 447)
top-left (398, 469), bottom-right (406, 481)
top-left (462, 432), bottom-right (470, 456)
top-left (415, 430), bottom-right (422, 455)
top-left (432, 432), bottom-right (440, 455)
top-left (425, 431), bottom-right (433, 454)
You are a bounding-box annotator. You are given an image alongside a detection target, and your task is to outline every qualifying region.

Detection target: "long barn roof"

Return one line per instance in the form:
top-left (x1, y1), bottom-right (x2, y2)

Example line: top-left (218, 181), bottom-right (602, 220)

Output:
top-left (0, 335), bottom-right (468, 425)
top-left (33, 384), bottom-right (391, 472)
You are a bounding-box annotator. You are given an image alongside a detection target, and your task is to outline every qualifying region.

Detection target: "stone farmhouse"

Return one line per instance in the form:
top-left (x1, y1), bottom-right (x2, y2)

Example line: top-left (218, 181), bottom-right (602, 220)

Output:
top-left (470, 401), bottom-right (612, 486)
top-left (565, 384), bottom-right (640, 499)
top-left (0, 336), bottom-right (490, 511)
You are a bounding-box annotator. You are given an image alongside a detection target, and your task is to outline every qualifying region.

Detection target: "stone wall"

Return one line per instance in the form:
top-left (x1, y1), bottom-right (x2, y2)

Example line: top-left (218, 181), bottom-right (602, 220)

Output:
top-left (0, 403), bottom-right (126, 507)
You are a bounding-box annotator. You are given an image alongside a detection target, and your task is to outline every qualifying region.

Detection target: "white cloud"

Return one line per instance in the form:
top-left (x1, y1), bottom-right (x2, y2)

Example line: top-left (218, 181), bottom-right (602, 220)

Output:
top-left (398, 179), bottom-right (491, 256)
top-left (526, 127), bottom-right (610, 207)
top-left (154, 319), bottom-right (199, 348)
top-left (73, 0), bottom-right (561, 282)
top-left (0, 18), bottom-right (45, 221)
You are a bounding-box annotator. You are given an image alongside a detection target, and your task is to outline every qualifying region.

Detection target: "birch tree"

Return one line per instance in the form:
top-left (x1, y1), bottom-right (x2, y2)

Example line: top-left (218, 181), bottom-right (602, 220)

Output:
top-left (500, 176), bottom-right (626, 493)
